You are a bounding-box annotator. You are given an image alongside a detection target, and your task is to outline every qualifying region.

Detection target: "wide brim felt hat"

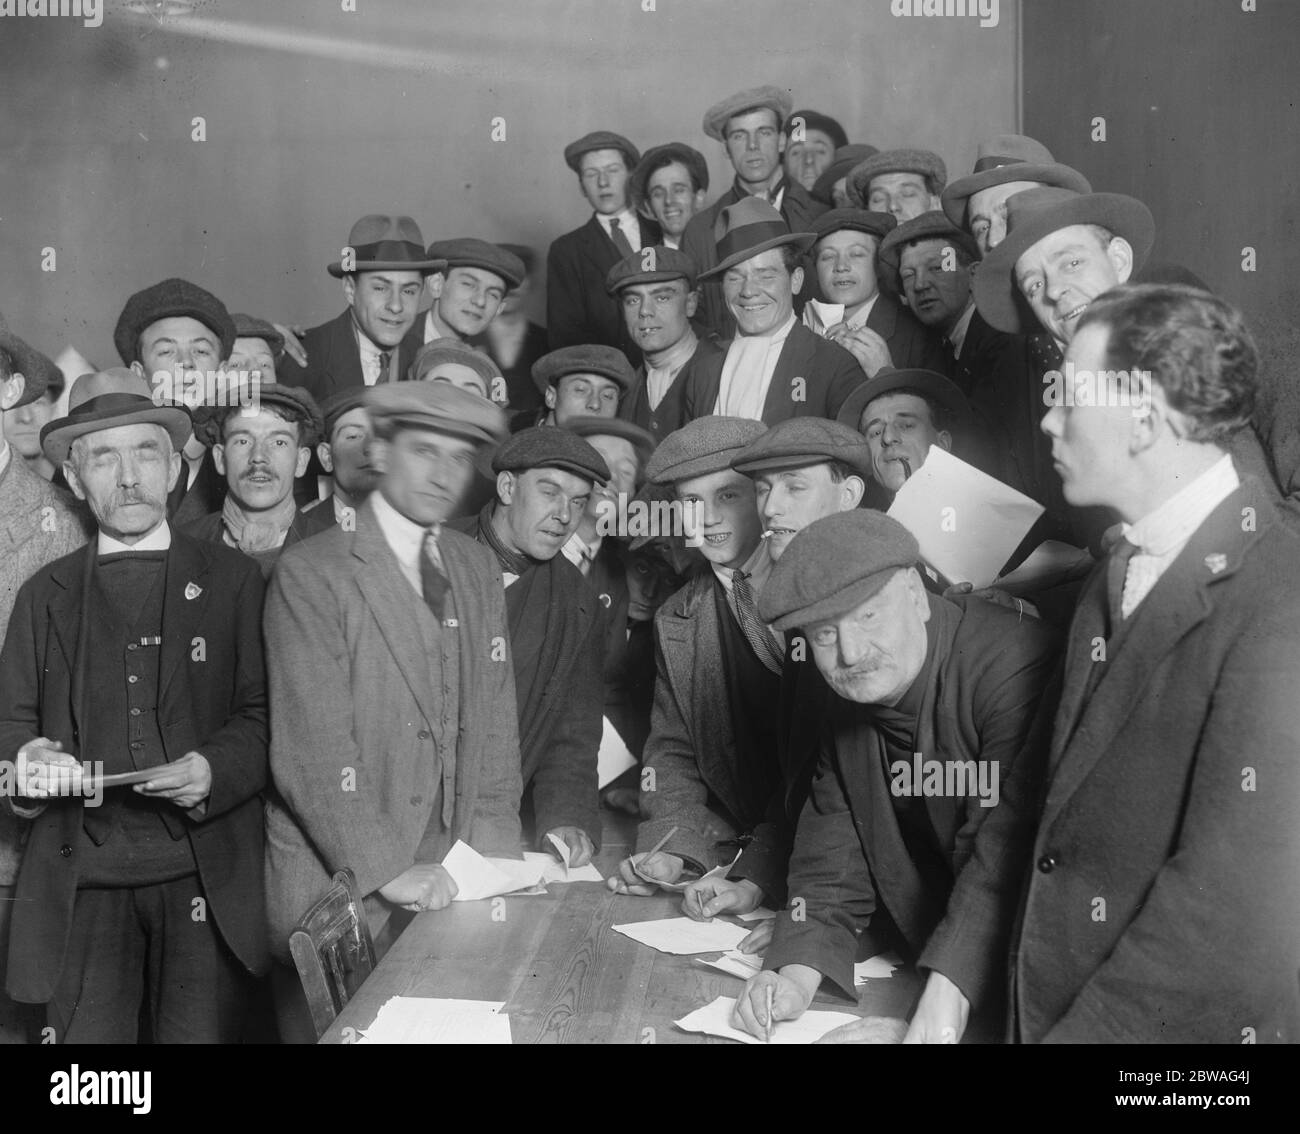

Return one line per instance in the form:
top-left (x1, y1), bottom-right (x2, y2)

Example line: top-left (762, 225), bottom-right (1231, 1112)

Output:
top-left (973, 188), bottom-right (1156, 333)
top-left (0, 324), bottom-right (62, 407)
top-left (836, 367), bottom-right (971, 433)
top-left (941, 133), bottom-right (1092, 228)
top-left (697, 198), bottom-right (816, 281)
top-left (326, 214), bottom-right (447, 278)
top-left (41, 367), bottom-right (192, 465)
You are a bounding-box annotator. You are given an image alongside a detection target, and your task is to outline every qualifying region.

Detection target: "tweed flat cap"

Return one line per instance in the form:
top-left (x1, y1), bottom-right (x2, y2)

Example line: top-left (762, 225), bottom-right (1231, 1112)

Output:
top-left (0, 323), bottom-right (62, 407)
top-left (732, 416), bottom-right (871, 477)
top-left (811, 143), bottom-right (879, 206)
top-left (758, 509), bottom-right (921, 630)
top-left (366, 380), bottom-right (507, 446)
top-left (702, 86), bottom-right (793, 142)
top-left (564, 414), bottom-right (657, 470)
top-left (42, 367), bottom-right (192, 465)
top-left (408, 339), bottom-right (502, 398)
top-left (785, 109), bottom-right (848, 152)
top-left (531, 344), bottom-right (635, 396)
top-left (630, 142), bottom-right (710, 212)
top-left (941, 134), bottom-right (1092, 229)
top-left (836, 367), bottom-right (971, 434)
top-left (847, 149), bottom-right (947, 207)
top-left (564, 131), bottom-right (640, 173)
top-left (193, 381), bottom-right (324, 449)
top-left (876, 210), bottom-right (981, 298)
top-left (231, 313), bottom-right (285, 359)
top-left (319, 387), bottom-right (369, 440)
top-left (605, 246), bottom-right (700, 295)
top-left (326, 214), bottom-right (446, 278)
top-left (808, 208), bottom-right (897, 245)
top-left (492, 426), bottom-right (610, 485)
top-left (425, 238), bottom-right (526, 291)
top-left (645, 415), bottom-right (767, 485)
top-left (114, 278), bottom-right (237, 366)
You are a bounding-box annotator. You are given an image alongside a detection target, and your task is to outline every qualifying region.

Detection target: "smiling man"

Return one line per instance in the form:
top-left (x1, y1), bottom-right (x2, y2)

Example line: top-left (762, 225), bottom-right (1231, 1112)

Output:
top-left (631, 143), bottom-right (710, 250)
top-left (528, 344), bottom-right (634, 428)
top-left (420, 239), bottom-right (526, 348)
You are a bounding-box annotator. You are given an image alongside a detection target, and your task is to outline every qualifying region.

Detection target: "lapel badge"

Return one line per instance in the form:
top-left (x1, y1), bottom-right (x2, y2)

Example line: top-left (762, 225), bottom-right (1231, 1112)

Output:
top-left (184, 581), bottom-right (203, 601)
top-left (1204, 553), bottom-right (1227, 575)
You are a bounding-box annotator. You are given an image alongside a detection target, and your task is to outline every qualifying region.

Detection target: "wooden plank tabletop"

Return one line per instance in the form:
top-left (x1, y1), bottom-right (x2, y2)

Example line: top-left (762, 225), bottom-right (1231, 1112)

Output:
top-left (320, 811), bottom-right (919, 1043)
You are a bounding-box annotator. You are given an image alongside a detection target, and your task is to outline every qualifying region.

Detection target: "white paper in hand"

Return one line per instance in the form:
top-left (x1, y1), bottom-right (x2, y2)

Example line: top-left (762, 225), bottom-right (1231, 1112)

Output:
top-left (598, 715), bottom-right (638, 788)
top-left (675, 996), bottom-right (860, 1044)
top-left (442, 840), bottom-right (545, 901)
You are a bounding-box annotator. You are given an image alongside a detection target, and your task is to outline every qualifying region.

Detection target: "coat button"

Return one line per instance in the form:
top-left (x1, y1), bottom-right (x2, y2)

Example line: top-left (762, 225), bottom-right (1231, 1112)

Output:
top-left (1037, 854), bottom-right (1058, 874)
top-left (417, 729), bottom-right (431, 740)
top-left (130, 707), bottom-right (141, 716)
top-left (128, 675), bottom-right (139, 684)
top-left (59, 845), bottom-right (72, 858)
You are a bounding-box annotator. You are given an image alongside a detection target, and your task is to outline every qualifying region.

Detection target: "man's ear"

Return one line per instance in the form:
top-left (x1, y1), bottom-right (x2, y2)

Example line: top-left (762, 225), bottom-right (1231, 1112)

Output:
top-left (685, 289), bottom-right (700, 319)
top-left (0, 372), bottom-right (25, 411)
top-left (130, 360), bottom-right (147, 381)
top-left (426, 272), bottom-right (445, 302)
top-left (295, 446), bottom-right (311, 479)
top-left (790, 265), bottom-right (805, 296)
top-left (1108, 237), bottom-right (1135, 284)
top-left (544, 385), bottom-right (557, 411)
top-left (693, 189), bottom-right (707, 211)
top-left (936, 430), bottom-right (953, 453)
top-left (496, 470), bottom-right (516, 506)
top-left (212, 444), bottom-right (227, 477)
top-left (841, 474), bottom-right (866, 510)
top-left (63, 459), bottom-right (87, 501)
top-left (166, 448), bottom-right (183, 494)
top-left (317, 440), bottom-right (334, 474)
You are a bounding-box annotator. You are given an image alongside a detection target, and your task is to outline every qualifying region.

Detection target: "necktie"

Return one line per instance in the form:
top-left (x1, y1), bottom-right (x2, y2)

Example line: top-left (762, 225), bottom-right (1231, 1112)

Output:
top-left (732, 570), bottom-right (784, 674)
top-left (608, 218), bottom-right (635, 258)
top-left (1106, 536), bottom-right (1139, 633)
top-left (421, 531), bottom-right (450, 618)
top-left (376, 350), bottom-right (392, 384)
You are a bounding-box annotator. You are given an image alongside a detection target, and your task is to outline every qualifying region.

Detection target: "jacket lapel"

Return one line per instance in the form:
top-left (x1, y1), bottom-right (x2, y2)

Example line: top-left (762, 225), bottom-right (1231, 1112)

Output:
top-left (47, 546), bottom-right (93, 744)
top-left (325, 310), bottom-right (363, 396)
top-left (579, 215), bottom-right (619, 276)
top-left (762, 325), bottom-right (816, 422)
top-left (159, 533), bottom-right (215, 701)
top-left (865, 292), bottom-right (900, 340)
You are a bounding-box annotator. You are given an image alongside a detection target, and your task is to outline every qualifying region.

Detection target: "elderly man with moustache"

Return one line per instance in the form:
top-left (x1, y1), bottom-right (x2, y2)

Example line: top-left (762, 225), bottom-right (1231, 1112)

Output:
top-left (418, 239), bottom-right (526, 350)
top-left (524, 344), bottom-right (635, 430)
top-left (630, 143), bottom-right (710, 251)
top-left (0, 368), bottom-right (271, 1043)
top-left (847, 148), bottom-right (947, 223)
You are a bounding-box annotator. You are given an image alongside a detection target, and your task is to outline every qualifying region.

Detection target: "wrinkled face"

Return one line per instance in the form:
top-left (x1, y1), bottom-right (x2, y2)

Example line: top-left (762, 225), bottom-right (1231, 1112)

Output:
top-left (621, 279), bottom-right (697, 355)
top-left (724, 108), bottom-right (785, 187)
top-left (814, 229), bottom-right (878, 311)
top-left (1015, 224), bottom-right (1129, 345)
top-left (546, 373), bottom-right (621, 425)
top-left (65, 422), bottom-right (179, 542)
top-left (867, 171), bottom-right (936, 222)
top-left (966, 179), bottom-right (1040, 255)
top-left (645, 161), bottom-right (705, 238)
top-left (809, 569), bottom-right (930, 706)
top-left (432, 267), bottom-right (508, 338)
top-left (344, 270), bottom-right (424, 349)
top-left (754, 463), bottom-right (860, 561)
top-left (784, 127), bottom-right (837, 191)
top-left (498, 465), bottom-right (593, 560)
top-left (215, 407), bottom-right (308, 512)
top-left (137, 316), bottom-right (223, 385)
top-left (229, 335), bottom-right (277, 382)
top-left (674, 468), bottom-right (761, 569)
top-left (861, 392), bottom-right (948, 493)
top-left (899, 238), bottom-right (973, 330)
top-left (321, 406), bottom-right (380, 500)
top-left (420, 360), bottom-right (489, 400)
top-left (724, 248), bottom-right (801, 337)
top-left (579, 148), bottom-right (631, 216)
top-left (374, 425), bottom-right (477, 526)
top-left (3, 390), bottom-right (58, 459)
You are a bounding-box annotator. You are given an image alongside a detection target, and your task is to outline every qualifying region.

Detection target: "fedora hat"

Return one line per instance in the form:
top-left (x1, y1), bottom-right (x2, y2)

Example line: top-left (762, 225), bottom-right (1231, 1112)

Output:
top-left (327, 214), bottom-right (447, 278)
top-left (0, 321), bottom-right (62, 408)
top-left (941, 135), bottom-right (1092, 229)
top-left (41, 367), bottom-right (192, 465)
top-left (973, 187), bottom-right (1156, 333)
top-left (697, 198), bottom-right (816, 281)
top-left (836, 366), bottom-right (970, 434)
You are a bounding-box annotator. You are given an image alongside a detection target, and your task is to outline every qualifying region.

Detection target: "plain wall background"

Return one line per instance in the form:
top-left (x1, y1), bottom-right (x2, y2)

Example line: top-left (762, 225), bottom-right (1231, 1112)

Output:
top-left (0, 0), bottom-right (1020, 368)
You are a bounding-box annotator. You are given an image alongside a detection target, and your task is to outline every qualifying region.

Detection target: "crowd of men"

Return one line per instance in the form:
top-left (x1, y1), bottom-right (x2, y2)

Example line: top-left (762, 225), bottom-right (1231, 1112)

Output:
top-left (1, 82), bottom-right (1297, 1045)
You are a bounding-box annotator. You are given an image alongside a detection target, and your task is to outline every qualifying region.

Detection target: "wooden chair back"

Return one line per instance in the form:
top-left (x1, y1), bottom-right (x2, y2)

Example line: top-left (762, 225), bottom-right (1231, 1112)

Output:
top-left (288, 868), bottom-right (377, 1039)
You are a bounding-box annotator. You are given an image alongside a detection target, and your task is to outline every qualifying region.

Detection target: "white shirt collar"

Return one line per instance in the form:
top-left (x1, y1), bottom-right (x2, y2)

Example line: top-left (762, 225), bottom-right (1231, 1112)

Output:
top-left (736, 311), bottom-right (797, 345)
top-left (98, 520), bottom-right (172, 555)
top-left (803, 297), bottom-right (875, 335)
top-left (599, 207), bottom-right (639, 235)
top-left (1121, 453), bottom-right (1239, 558)
top-left (947, 301), bottom-right (977, 357)
top-left (712, 538), bottom-right (772, 595)
top-left (372, 489), bottom-right (438, 585)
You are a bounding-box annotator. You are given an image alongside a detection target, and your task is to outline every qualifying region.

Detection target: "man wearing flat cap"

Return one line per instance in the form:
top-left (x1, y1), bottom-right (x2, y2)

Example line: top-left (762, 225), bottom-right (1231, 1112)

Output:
top-left (811, 144), bottom-right (879, 210)
top-left (606, 246), bottom-right (722, 443)
top-left (783, 109), bottom-right (848, 195)
top-left (631, 143), bottom-right (710, 251)
top-left (448, 427), bottom-right (608, 868)
top-left (408, 339), bottom-right (505, 404)
top-left (0, 368), bottom-right (271, 1042)
top-left (547, 131), bottom-right (660, 365)
top-left (229, 313), bottom-right (285, 384)
top-left (526, 343), bottom-right (635, 430)
top-left (682, 86), bottom-right (828, 338)
top-left (420, 239), bottom-right (526, 352)
top-left (297, 388), bottom-right (380, 535)
top-left (729, 509), bottom-right (1057, 1042)
top-left (264, 380), bottom-right (523, 1042)
top-left (683, 200), bottom-right (866, 426)
top-left (847, 148), bottom-right (948, 223)
top-left (2, 331), bottom-right (66, 485)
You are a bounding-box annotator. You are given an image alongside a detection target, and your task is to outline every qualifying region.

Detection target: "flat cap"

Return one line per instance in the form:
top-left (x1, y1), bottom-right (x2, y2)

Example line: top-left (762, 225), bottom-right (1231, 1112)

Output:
top-left (876, 210), bottom-right (981, 298)
top-left (847, 149), bottom-right (947, 207)
top-left (366, 380), bottom-right (507, 446)
top-left (193, 381), bottom-right (324, 449)
top-left (531, 344), bottom-right (635, 396)
top-left (425, 238), bottom-right (526, 291)
top-left (564, 131), bottom-right (640, 173)
top-left (114, 277), bottom-right (236, 366)
top-left (564, 414), bottom-right (657, 470)
top-left (758, 509), bottom-right (921, 631)
top-left (630, 142), bottom-right (710, 211)
top-left (605, 245), bottom-right (700, 295)
top-left (702, 85), bottom-right (793, 142)
top-left (732, 416), bottom-right (871, 477)
top-left (492, 425), bottom-right (610, 485)
top-left (0, 323), bottom-right (62, 407)
top-left (809, 208), bottom-right (897, 244)
top-left (785, 109), bottom-right (848, 151)
top-left (408, 339), bottom-right (503, 401)
top-left (941, 134), bottom-right (1092, 229)
top-left (231, 313), bottom-right (285, 358)
top-left (645, 415), bottom-right (767, 485)
top-left (811, 143), bottom-right (879, 206)
top-left (319, 387), bottom-right (369, 440)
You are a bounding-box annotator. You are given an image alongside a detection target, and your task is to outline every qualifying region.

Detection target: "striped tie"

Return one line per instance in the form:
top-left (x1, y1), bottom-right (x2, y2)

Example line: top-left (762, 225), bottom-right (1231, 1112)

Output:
top-left (732, 569), bottom-right (783, 674)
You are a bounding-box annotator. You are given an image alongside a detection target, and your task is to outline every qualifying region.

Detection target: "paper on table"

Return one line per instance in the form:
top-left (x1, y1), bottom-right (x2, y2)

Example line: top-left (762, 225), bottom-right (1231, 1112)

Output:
top-left (443, 840), bottom-right (547, 901)
top-left (358, 997), bottom-right (512, 1044)
top-left (598, 715), bottom-right (638, 789)
top-left (700, 949), bottom-right (900, 986)
top-left (855, 952), bottom-right (902, 982)
top-left (524, 850), bottom-right (603, 885)
top-left (675, 996), bottom-right (860, 1045)
top-left (612, 916), bottom-right (750, 955)
top-left (887, 447), bottom-right (1044, 588)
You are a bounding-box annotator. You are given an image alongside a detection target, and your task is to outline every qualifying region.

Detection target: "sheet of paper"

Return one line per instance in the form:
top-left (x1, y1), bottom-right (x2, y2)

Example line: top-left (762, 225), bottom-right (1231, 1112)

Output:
top-left (674, 996), bottom-right (860, 1045)
top-left (738, 907), bottom-right (777, 922)
top-left (697, 949), bottom-right (762, 981)
top-left (598, 715), bottom-right (638, 788)
top-left (442, 840), bottom-right (547, 901)
top-left (358, 997), bottom-right (511, 1044)
top-left (887, 447), bottom-right (1045, 588)
top-left (854, 952), bottom-right (902, 983)
top-left (994, 538), bottom-right (1095, 593)
top-left (523, 850), bottom-right (603, 885)
top-left (612, 916), bottom-right (750, 955)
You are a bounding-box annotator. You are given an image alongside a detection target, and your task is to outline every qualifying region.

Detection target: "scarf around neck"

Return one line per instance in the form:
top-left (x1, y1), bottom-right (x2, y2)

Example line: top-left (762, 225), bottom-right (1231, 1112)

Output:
top-left (222, 492), bottom-right (299, 554)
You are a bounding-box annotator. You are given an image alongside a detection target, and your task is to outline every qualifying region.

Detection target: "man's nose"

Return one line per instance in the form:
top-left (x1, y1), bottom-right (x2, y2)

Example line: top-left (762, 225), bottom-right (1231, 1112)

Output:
top-left (837, 626), bottom-right (868, 669)
top-left (1041, 405), bottom-right (1063, 438)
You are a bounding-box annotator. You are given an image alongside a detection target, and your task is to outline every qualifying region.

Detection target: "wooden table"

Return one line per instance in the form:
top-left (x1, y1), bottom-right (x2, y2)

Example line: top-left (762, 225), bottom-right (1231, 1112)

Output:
top-left (321, 812), bottom-right (919, 1043)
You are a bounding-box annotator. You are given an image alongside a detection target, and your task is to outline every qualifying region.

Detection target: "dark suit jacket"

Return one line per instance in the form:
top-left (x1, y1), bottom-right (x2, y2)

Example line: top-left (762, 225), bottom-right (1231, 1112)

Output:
top-left (169, 450), bottom-right (227, 529)
top-left (620, 337), bottom-right (724, 445)
top-left (921, 478), bottom-right (1300, 1043)
top-left (862, 291), bottom-right (950, 378)
top-left (682, 322), bottom-right (866, 426)
top-left (0, 534), bottom-right (270, 1001)
top-left (277, 310), bottom-right (424, 403)
top-left (546, 214), bottom-right (660, 365)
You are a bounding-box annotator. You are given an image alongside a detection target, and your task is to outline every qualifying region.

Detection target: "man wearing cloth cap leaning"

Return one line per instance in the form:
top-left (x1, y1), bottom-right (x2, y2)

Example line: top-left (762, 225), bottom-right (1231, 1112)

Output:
top-left (682, 86), bottom-right (828, 338)
top-left (263, 381), bottom-right (523, 1042)
top-left (420, 239), bottom-right (526, 351)
top-left (811, 144), bottom-right (879, 211)
top-left (547, 131), bottom-right (660, 366)
top-left (606, 246), bottom-right (722, 443)
top-left (525, 343), bottom-right (635, 430)
top-left (448, 428), bottom-right (609, 866)
top-left (0, 368), bottom-right (271, 1042)
top-left (847, 148), bottom-right (948, 223)
top-left (408, 338), bottom-right (505, 403)
top-left (683, 200), bottom-right (867, 426)
top-left (228, 313), bottom-right (286, 383)
top-left (729, 510), bottom-right (1057, 1042)
top-left (630, 143), bottom-right (710, 251)
top-left (297, 388), bottom-right (381, 536)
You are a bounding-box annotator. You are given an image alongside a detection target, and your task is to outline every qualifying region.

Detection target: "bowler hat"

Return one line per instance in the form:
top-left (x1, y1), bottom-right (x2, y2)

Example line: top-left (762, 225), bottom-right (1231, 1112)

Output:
top-left (836, 367), bottom-right (970, 434)
top-left (876, 211), bottom-right (981, 298)
top-left (811, 143), bottom-right (879, 206)
top-left (941, 135), bottom-right (1092, 229)
top-left (425, 239), bottom-right (526, 291)
top-left (630, 143), bottom-right (710, 212)
top-left (846, 149), bottom-right (947, 208)
top-left (365, 380), bottom-right (507, 446)
top-left (492, 426), bottom-right (610, 485)
top-left (645, 415), bottom-right (767, 485)
top-left (605, 246), bottom-right (699, 295)
top-left (697, 198), bottom-right (816, 281)
top-left (702, 86), bottom-right (793, 142)
top-left (326, 215), bottom-right (447, 278)
top-left (42, 367), bottom-right (192, 465)
top-left (531, 345), bottom-right (635, 396)
top-left (113, 277), bottom-right (237, 366)
top-left (564, 131), bottom-right (640, 173)
top-left (0, 323), bottom-right (62, 408)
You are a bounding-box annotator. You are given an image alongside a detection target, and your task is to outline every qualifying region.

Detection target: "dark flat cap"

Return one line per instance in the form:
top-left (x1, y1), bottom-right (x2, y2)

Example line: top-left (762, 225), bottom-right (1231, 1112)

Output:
top-left (531, 345), bottom-right (635, 396)
top-left (231, 313), bottom-right (285, 359)
top-left (327, 214), bottom-right (446, 278)
top-left (42, 368), bottom-right (192, 465)
top-left (645, 415), bottom-right (767, 485)
top-left (630, 142), bottom-right (710, 211)
top-left (847, 149), bottom-right (947, 207)
top-left (425, 238), bottom-right (526, 291)
top-left (114, 277), bottom-right (236, 365)
top-left (758, 509), bottom-right (921, 630)
top-left (564, 414), bottom-right (657, 470)
top-left (809, 208), bottom-right (897, 244)
top-left (605, 246), bottom-right (700, 295)
top-left (366, 380), bottom-right (507, 446)
top-left (876, 210), bottom-right (981, 298)
top-left (408, 339), bottom-right (503, 400)
top-left (564, 131), bottom-right (640, 173)
top-left (0, 324), bottom-right (62, 407)
top-left (319, 387), bottom-right (369, 440)
top-left (785, 109), bottom-right (848, 152)
top-left (941, 135), bottom-right (1092, 229)
top-left (836, 367), bottom-right (970, 434)
top-left (732, 416), bottom-right (871, 477)
top-left (702, 86), bottom-right (793, 142)
top-left (193, 381), bottom-right (324, 448)
top-left (492, 425), bottom-right (610, 485)
top-left (811, 143), bottom-right (879, 206)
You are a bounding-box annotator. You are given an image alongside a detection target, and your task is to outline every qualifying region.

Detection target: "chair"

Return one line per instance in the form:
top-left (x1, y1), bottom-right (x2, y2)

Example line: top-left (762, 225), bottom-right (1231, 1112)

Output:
top-left (289, 868), bottom-right (377, 1039)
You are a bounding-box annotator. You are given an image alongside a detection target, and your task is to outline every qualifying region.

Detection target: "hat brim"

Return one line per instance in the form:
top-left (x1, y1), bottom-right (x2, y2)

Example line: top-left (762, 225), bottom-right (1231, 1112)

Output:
top-left (973, 193), bottom-right (1156, 334)
top-left (381, 414), bottom-right (501, 447)
top-left (698, 232), bottom-right (817, 281)
top-left (647, 448), bottom-right (753, 486)
top-left (836, 369), bottom-right (970, 433)
top-left (940, 162), bottom-right (1093, 228)
top-left (531, 367), bottom-right (634, 397)
top-left (42, 406), bottom-right (192, 466)
top-left (0, 330), bottom-right (58, 407)
top-left (605, 269), bottom-right (695, 297)
top-left (733, 448), bottom-right (871, 478)
top-left (327, 257), bottom-right (448, 279)
top-left (766, 566), bottom-right (904, 632)
top-left (437, 258), bottom-right (523, 291)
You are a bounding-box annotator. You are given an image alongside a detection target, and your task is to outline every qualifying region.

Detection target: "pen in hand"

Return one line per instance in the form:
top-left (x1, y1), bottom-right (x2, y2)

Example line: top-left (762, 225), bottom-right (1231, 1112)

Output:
top-left (764, 984), bottom-right (774, 1044)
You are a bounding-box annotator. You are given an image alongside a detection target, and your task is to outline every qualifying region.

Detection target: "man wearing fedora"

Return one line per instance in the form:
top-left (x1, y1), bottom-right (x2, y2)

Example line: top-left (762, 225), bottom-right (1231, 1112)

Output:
top-left (630, 143), bottom-right (710, 251)
top-left (683, 200), bottom-right (866, 426)
top-left (847, 148), bottom-right (948, 223)
top-left (681, 86), bottom-right (828, 338)
top-left (547, 131), bottom-right (660, 365)
top-left (783, 110), bottom-right (849, 195)
top-left (810, 144), bottom-right (879, 211)
top-left (0, 368), bottom-right (271, 1042)
top-left (278, 214), bottom-right (446, 401)
top-left (524, 344), bottom-right (635, 431)
top-left (420, 239), bottom-right (526, 350)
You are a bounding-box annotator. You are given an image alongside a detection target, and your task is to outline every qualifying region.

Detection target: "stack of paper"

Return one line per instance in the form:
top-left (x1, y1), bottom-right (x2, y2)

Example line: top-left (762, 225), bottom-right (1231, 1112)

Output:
top-left (674, 996), bottom-right (860, 1044)
top-left (525, 848), bottom-right (603, 885)
top-left (358, 997), bottom-right (512, 1044)
top-left (611, 916), bottom-right (750, 955)
top-left (442, 841), bottom-right (547, 901)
